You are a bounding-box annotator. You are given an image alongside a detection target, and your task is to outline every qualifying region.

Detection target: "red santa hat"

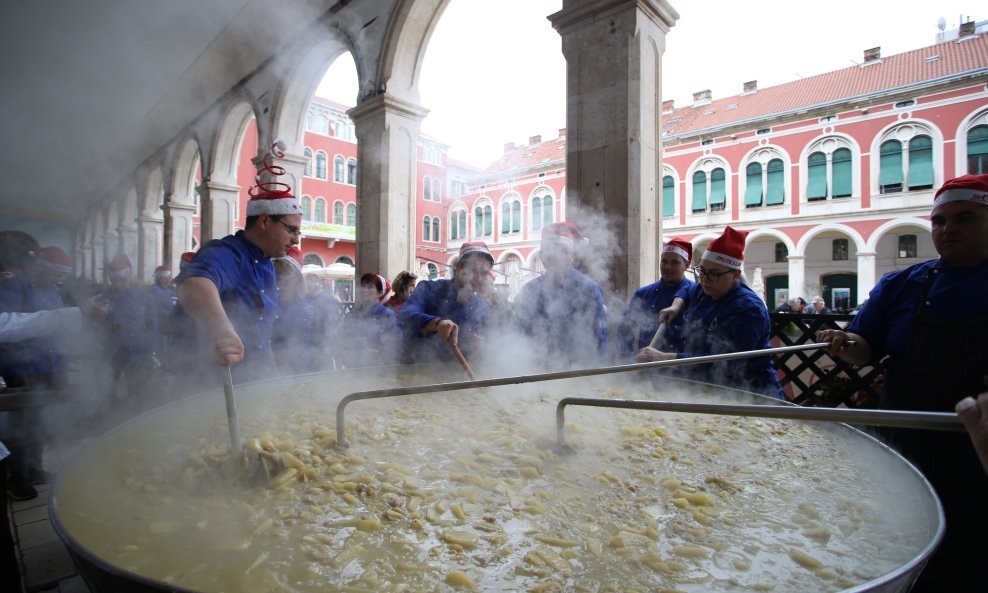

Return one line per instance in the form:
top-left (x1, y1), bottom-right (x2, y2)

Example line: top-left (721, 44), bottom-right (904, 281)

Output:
top-left (275, 246), bottom-right (303, 273)
top-left (38, 246), bottom-right (72, 275)
top-left (459, 241), bottom-right (494, 265)
top-left (933, 174), bottom-right (988, 210)
top-left (701, 226), bottom-right (748, 270)
top-left (360, 272), bottom-right (391, 298)
top-left (246, 141), bottom-right (303, 217)
top-left (541, 221), bottom-right (589, 249)
top-left (179, 251), bottom-right (196, 272)
top-left (153, 265), bottom-right (171, 278)
top-left (662, 238), bottom-right (693, 264)
top-left (107, 253), bottom-right (132, 279)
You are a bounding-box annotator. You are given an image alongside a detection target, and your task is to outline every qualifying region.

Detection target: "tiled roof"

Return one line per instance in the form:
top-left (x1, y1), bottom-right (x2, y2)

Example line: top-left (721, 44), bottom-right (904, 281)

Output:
top-left (480, 136), bottom-right (567, 176)
top-left (663, 35), bottom-right (988, 137)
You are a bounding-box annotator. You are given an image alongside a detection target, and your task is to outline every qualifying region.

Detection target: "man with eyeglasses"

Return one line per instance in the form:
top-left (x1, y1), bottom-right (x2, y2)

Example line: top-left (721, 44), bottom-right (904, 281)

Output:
top-left (176, 143), bottom-right (302, 384)
top-left (617, 238), bottom-right (695, 358)
top-left (637, 226), bottom-right (782, 399)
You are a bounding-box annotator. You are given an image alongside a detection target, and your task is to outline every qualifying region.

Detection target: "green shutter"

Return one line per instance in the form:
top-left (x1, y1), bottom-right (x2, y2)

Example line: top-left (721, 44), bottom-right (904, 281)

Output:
top-left (907, 135), bottom-right (934, 189)
top-left (532, 198), bottom-right (542, 230)
top-left (691, 171), bottom-right (707, 212)
top-left (879, 140), bottom-right (903, 186)
top-left (766, 159), bottom-right (785, 205)
top-left (301, 196), bottom-right (312, 220)
top-left (458, 211), bottom-right (466, 239)
top-left (432, 218), bottom-right (440, 242)
top-left (969, 126), bottom-right (988, 174)
top-left (512, 201), bottom-right (521, 232)
top-left (744, 163), bottom-right (763, 206)
top-left (543, 196), bottom-right (554, 224)
top-left (806, 152), bottom-right (828, 200)
top-left (474, 207), bottom-right (482, 237)
top-left (484, 206), bottom-right (492, 236)
top-left (423, 217), bottom-right (430, 240)
top-left (831, 148), bottom-right (853, 198)
top-left (450, 212), bottom-right (458, 240)
top-left (662, 175), bottom-right (675, 217)
top-left (501, 202), bottom-right (510, 233)
top-left (709, 168), bottom-right (726, 206)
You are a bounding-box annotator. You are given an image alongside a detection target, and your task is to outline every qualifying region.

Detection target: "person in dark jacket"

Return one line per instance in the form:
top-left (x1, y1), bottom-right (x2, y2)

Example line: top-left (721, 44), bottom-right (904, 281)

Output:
top-left (639, 226), bottom-right (783, 399)
top-left (513, 222), bottom-right (607, 369)
top-left (398, 242), bottom-right (492, 365)
top-left (818, 174), bottom-right (988, 593)
top-left (617, 238), bottom-right (695, 358)
top-left (341, 273), bottom-right (401, 368)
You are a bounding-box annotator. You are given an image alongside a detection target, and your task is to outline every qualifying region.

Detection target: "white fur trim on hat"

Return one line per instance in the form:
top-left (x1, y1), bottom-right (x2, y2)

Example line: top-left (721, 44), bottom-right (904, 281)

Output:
top-left (246, 197), bottom-right (303, 217)
top-left (933, 188), bottom-right (988, 207)
top-left (662, 244), bottom-right (690, 262)
top-left (701, 250), bottom-right (743, 270)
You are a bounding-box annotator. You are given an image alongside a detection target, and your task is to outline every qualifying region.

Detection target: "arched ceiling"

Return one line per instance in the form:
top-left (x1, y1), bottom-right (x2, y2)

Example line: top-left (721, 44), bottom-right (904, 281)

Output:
top-left (0, 0), bottom-right (377, 224)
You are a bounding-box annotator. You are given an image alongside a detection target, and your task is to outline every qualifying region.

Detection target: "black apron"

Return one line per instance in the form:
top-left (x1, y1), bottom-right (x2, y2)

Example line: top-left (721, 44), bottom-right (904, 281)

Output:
top-left (881, 265), bottom-right (988, 593)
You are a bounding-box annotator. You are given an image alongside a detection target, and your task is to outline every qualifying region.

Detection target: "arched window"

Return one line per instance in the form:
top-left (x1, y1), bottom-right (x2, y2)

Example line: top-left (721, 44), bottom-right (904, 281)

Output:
top-left (907, 135), bottom-right (933, 190)
top-left (315, 152), bottom-right (328, 179)
top-left (743, 164), bottom-right (761, 207)
top-left (314, 114), bottom-right (329, 135)
top-left (879, 126), bottom-right (936, 193)
top-left (532, 198), bottom-right (542, 229)
top-left (832, 148), bottom-right (853, 197)
top-left (336, 256), bottom-right (354, 266)
top-left (333, 201), bottom-right (344, 224)
top-left (301, 196), bottom-right (312, 221)
top-left (806, 139), bottom-right (855, 201)
top-left (346, 204), bottom-right (356, 227)
top-left (542, 196), bottom-right (553, 225)
top-left (474, 204), bottom-right (493, 238)
top-left (303, 148), bottom-right (313, 177)
top-left (427, 262), bottom-right (439, 280)
top-left (432, 217), bottom-right (440, 242)
top-left (433, 179), bottom-right (441, 201)
top-left (710, 168), bottom-right (727, 210)
top-left (662, 175), bottom-right (675, 217)
top-left (692, 171), bottom-right (708, 212)
top-left (303, 253), bottom-right (324, 267)
top-left (424, 176), bottom-right (432, 201)
top-left (423, 216), bottom-right (431, 242)
top-left (742, 154), bottom-right (784, 208)
top-left (334, 155), bottom-right (345, 182)
top-left (347, 158), bottom-right (357, 185)
top-left (806, 152), bottom-right (827, 201)
top-left (969, 125), bottom-right (988, 174)
top-left (450, 209), bottom-right (467, 240)
top-left (766, 159), bottom-right (785, 205)
top-left (314, 198), bottom-right (326, 223)
top-left (531, 192), bottom-right (554, 230)
top-left (500, 197), bottom-right (522, 234)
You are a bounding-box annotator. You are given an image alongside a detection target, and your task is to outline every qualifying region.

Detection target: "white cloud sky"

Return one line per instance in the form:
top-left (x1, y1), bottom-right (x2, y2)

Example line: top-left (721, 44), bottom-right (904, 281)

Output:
top-left (317, 0), bottom-right (979, 167)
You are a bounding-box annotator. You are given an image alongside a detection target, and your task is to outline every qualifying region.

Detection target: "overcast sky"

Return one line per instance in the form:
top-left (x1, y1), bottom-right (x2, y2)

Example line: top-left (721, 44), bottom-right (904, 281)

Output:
top-left (317, 0), bottom-right (980, 167)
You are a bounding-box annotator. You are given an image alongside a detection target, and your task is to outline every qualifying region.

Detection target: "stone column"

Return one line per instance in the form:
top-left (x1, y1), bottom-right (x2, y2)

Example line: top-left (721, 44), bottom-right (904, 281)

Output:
top-left (165, 201), bottom-right (196, 273)
top-left (91, 237), bottom-right (105, 283)
top-left (856, 251), bottom-right (876, 305)
top-left (118, 224), bottom-right (140, 278)
top-left (198, 180), bottom-right (241, 243)
top-left (138, 214), bottom-right (164, 280)
top-left (787, 255), bottom-right (806, 301)
top-left (550, 0), bottom-right (678, 298)
top-left (348, 93), bottom-right (428, 281)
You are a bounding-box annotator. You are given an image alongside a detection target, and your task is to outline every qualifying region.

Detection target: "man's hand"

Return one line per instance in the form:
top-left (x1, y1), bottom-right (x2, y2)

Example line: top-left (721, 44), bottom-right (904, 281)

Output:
top-left (209, 321), bottom-right (245, 366)
top-left (956, 393), bottom-right (988, 475)
top-left (635, 347), bottom-right (675, 362)
top-left (81, 295), bottom-right (109, 319)
top-left (658, 297), bottom-right (685, 325)
top-left (433, 318), bottom-right (459, 347)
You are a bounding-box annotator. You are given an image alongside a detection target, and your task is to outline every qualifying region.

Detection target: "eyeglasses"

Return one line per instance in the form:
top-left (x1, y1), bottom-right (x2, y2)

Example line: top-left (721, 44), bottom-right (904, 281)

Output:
top-left (274, 218), bottom-right (302, 238)
top-left (693, 266), bottom-right (732, 281)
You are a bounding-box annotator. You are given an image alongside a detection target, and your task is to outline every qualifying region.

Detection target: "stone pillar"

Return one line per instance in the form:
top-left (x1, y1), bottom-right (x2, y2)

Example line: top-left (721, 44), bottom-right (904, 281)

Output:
top-left (91, 237), bottom-right (105, 283)
top-left (550, 0), bottom-right (678, 298)
top-left (856, 251), bottom-right (876, 305)
top-left (787, 255), bottom-right (806, 301)
top-left (118, 224), bottom-right (140, 278)
top-left (165, 201), bottom-right (196, 273)
top-left (348, 93), bottom-right (428, 281)
top-left (198, 180), bottom-right (241, 243)
top-left (138, 214), bottom-right (164, 280)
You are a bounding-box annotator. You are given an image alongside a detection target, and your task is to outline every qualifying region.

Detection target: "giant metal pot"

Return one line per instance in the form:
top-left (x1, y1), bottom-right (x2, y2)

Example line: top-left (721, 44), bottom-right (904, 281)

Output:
top-left (50, 367), bottom-right (943, 593)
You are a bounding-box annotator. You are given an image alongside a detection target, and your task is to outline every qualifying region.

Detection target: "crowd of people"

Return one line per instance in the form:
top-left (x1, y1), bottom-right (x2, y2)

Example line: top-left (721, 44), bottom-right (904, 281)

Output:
top-left (2, 144), bottom-right (987, 592)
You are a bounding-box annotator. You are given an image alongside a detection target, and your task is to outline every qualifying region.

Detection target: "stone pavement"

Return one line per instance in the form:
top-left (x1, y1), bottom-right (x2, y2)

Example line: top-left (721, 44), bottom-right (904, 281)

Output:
top-left (9, 439), bottom-right (91, 593)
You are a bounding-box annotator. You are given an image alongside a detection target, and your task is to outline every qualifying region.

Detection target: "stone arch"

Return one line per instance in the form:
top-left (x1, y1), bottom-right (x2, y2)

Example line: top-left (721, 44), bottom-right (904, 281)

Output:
top-left (171, 137), bottom-right (201, 207)
top-left (794, 223), bottom-right (866, 255)
top-left (865, 217), bottom-right (932, 252)
top-left (376, 0), bottom-right (451, 104)
top-left (747, 227), bottom-right (795, 254)
top-left (211, 97), bottom-right (260, 185)
top-left (954, 105), bottom-right (988, 177)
